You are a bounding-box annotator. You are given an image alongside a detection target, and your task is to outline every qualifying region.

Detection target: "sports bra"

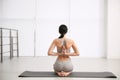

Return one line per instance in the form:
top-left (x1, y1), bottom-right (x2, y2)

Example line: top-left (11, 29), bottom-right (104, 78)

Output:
top-left (57, 39), bottom-right (70, 53)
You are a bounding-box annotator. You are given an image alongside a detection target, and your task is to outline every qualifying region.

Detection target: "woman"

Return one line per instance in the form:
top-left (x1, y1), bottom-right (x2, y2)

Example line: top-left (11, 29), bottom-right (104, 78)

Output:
top-left (48, 24), bottom-right (80, 77)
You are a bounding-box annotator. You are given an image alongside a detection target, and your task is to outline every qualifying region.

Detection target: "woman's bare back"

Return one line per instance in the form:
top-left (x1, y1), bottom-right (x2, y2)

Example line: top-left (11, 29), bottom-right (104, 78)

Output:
top-left (48, 37), bottom-right (79, 58)
top-left (55, 38), bottom-right (73, 60)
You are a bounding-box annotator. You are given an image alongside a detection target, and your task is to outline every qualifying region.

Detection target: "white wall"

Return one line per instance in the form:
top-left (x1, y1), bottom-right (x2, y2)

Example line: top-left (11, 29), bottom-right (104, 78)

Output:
top-left (107, 0), bottom-right (120, 59)
top-left (2, 0), bottom-right (35, 19)
top-left (35, 0), bottom-right (105, 57)
top-left (0, 0), bottom-right (2, 19)
top-left (0, 0), bottom-right (106, 58)
top-left (70, 0), bottom-right (105, 58)
top-left (0, 0), bottom-right (35, 56)
top-left (0, 19), bottom-right (35, 56)
top-left (36, 0), bottom-right (70, 56)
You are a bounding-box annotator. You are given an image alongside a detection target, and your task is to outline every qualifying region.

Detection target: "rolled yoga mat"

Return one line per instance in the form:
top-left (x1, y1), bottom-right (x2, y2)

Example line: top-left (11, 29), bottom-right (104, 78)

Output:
top-left (19, 71), bottom-right (117, 78)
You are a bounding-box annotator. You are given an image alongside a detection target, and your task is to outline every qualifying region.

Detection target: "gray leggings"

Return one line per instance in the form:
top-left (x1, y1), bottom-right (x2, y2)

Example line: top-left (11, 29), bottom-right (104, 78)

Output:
top-left (53, 59), bottom-right (73, 72)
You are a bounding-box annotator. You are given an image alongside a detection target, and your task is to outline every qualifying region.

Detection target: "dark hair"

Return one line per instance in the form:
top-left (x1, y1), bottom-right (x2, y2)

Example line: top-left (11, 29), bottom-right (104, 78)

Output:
top-left (59, 24), bottom-right (68, 38)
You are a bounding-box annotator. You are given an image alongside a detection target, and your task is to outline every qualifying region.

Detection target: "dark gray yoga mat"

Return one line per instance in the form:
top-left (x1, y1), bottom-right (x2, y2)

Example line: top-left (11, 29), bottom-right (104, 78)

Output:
top-left (19, 71), bottom-right (117, 78)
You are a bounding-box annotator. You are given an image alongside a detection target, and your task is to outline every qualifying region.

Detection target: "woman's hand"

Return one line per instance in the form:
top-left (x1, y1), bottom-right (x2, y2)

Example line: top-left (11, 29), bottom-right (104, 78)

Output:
top-left (61, 46), bottom-right (67, 55)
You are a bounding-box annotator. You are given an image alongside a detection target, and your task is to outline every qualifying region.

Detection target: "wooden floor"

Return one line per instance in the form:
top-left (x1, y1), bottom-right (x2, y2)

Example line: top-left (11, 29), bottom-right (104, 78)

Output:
top-left (0, 57), bottom-right (120, 80)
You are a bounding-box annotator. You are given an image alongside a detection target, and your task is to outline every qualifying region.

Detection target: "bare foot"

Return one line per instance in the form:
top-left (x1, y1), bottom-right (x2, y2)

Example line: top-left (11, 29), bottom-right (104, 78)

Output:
top-left (61, 71), bottom-right (65, 77)
top-left (57, 72), bottom-right (62, 76)
top-left (64, 72), bottom-right (71, 76)
top-left (56, 71), bottom-right (71, 77)
top-left (57, 71), bottom-right (64, 77)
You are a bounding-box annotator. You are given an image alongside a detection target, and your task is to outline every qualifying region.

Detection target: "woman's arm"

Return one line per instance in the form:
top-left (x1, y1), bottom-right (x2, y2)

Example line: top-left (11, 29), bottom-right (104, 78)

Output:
top-left (48, 39), bottom-right (61, 56)
top-left (65, 40), bottom-right (80, 56)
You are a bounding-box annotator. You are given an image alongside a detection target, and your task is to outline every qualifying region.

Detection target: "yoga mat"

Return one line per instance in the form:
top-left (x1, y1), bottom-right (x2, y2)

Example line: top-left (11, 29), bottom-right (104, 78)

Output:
top-left (19, 71), bottom-right (117, 78)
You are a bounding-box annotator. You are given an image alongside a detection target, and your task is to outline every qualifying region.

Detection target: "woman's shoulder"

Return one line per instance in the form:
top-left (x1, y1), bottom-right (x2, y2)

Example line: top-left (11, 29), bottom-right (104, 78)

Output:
top-left (66, 38), bottom-right (74, 43)
top-left (53, 38), bottom-right (74, 43)
top-left (52, 38), bottom-right (60, 42)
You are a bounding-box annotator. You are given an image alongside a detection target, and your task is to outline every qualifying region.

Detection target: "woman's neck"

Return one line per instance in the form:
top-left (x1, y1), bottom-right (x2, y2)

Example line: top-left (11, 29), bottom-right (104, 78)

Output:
top-left (63, 35), bottom-right (66, 39)
top-left (59, 36), bottom-right (66, 40)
